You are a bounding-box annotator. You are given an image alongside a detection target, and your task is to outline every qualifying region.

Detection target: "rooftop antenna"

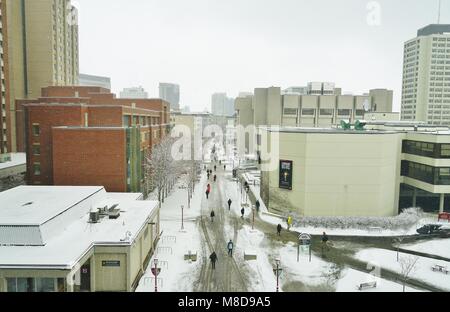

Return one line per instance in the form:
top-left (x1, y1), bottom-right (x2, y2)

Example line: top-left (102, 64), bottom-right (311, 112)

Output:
top-left (438, 0), bottom-right (441, 24)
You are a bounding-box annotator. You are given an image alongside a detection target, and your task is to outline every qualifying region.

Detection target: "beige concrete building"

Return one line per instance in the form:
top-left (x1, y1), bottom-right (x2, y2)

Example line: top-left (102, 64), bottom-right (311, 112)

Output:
top-left (259, 122), bottom-right (450, 217)
top-left (5, 0), bottom-right (79, 152)
top-left (401, 24), bottom-right (450, 125)
top-left (235, 86), bottom-right (393, 130)
top-left (0, 186), bottom-right (160, 292)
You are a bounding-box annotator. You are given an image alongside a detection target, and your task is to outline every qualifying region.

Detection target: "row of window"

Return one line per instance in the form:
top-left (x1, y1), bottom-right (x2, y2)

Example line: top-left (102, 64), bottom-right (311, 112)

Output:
top-left (7, 277), bottom-right (65, 292)
top-left (401, 161), bottom-right (450, 186)
top-left (402, 140), bottom-right (450, 159)
top-left (283, 109), bottom-right (364, 117)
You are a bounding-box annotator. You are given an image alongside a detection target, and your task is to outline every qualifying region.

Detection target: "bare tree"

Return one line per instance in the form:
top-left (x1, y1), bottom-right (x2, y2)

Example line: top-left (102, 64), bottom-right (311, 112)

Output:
top-left (145, 137), bottom-right (178, 203)
top-left (399, 255), bottom-right (419, 292)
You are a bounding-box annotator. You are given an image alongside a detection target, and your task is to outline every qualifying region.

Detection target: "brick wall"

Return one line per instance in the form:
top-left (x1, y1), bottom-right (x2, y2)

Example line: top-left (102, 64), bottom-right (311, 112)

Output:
top-left (52, 128), bottom-right (127, 192)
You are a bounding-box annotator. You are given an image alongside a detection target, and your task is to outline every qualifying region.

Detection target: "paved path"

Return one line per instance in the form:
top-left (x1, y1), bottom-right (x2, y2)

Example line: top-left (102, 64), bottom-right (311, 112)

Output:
top-left (194, 165), bottom-right (249, 292)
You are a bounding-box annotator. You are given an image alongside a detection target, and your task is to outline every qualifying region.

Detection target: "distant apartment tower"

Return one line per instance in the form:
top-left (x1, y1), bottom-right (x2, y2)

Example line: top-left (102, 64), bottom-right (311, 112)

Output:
top-left (0, 0), bottom-right (10, 154)
top-left (211, 93), bottom-right (235, 117)
top-left (401, 24), bottom-right (450, 125)
top-left (79, 73), bottom-right (111, 90)
top-left (5, 0), bottom-right (79, 152)
top-left (120, 86), bottom-right (148, 99)
top-left (159, 83), bottom-right (180, 110)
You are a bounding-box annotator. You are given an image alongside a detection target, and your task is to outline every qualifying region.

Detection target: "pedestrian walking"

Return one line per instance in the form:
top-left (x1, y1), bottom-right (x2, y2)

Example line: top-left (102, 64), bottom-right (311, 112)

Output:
top-left (287, 216), bottom-right (293, 231)
top-left (206, 189), bottom-right (210, 199)
top-left (227, 240), bottom-right (234, 256)
top-left (214, 165), bottom-right (217, 172)
top-left (207, 184), bottom-right (211, 192)
top-left (219, 160), bottom-right (222, 165)
top-left (255, 200), bottom-right (260, 212)
top-left (214, 175), bottom-right (217, 182)
top-left (277, 224), bottom-right (282, 236)
top-left (227, 199), bottom-right (232, 210)
top-left (224, 165), bottom-right (226, 171)
top-left (207, 173), bottom-right (210, 180)
top-left (210, 210), bottom-right (215, 222)
top-left (321, 232), bottom-right (329, 256)
top-left (241, 207), bottom-right (245, 219)
top-left (210, 251), bottom-right (218, 270)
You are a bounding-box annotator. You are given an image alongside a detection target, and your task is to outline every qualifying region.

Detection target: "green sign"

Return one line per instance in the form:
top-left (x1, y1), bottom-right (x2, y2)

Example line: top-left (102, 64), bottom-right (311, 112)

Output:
top-left (102, 260), bottom-right (121, 267)
top-left (279, 160), bottom-right (293, 190)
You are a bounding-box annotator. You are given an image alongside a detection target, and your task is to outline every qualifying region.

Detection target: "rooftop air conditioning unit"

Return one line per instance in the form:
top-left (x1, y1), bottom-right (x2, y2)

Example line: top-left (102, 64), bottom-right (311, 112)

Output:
top-left (108, 204), bottom-right (120, 219)
top-left (89, 211), bottom-right (100, 223)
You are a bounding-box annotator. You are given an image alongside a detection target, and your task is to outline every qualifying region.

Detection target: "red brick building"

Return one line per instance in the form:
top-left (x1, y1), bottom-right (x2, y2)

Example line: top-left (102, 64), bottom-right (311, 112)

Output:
top-left (18, 86), bottom-right (170, 193)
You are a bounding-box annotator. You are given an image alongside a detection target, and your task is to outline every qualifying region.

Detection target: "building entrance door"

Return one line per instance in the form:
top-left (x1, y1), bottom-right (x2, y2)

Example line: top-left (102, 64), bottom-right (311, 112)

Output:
top-left (80, 261), bottom-right (91, 292)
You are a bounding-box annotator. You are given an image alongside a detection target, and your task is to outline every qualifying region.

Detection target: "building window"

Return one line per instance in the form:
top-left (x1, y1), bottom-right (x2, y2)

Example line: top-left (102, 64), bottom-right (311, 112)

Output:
top-left (338, 109), bottom-right (351, 116)
top-left (301, 109), bottom-right (315, 116)
top-left (319, 109), bottom-right (334, 116)
top-left (33, 163), bottom-right (41, 176)
top-left (32, 124), bottom-right (40, 136)
top-left (32, 144), bottom-right (41, 156)
top-left (402, 140), bottom-right (437, 158)
top-left (283, 108), bottom-right (297, 116)
top-left (123, 116), bottom-right (131, 126)
top-left (440, 144), bottom-right (450, 157)
top-left (355, 109), bottom-right (365, 116)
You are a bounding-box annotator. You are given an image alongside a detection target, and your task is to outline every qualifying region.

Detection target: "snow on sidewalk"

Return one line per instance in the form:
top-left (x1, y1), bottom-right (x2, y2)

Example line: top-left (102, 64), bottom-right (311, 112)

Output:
top-left (336, 269), bottom-right (424, 292)
top-left (402, 239), bottom-right (450, 259)
top-left (136, 175), bottom-right (205, 292)
top-left (355, 248), bottom-right (450, 291)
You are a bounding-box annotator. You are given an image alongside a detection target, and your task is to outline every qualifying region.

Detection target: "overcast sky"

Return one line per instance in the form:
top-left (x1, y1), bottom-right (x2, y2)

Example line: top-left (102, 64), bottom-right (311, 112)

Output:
top-left (76, 0), bottom-right (449, 112)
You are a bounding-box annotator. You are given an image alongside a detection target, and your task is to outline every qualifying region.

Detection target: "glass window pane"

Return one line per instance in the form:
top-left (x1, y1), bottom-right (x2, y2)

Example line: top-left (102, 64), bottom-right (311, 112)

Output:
top-left (6, 278), bottom-right (17, 292)
top-left (36, 278), bottom-right (55, 292)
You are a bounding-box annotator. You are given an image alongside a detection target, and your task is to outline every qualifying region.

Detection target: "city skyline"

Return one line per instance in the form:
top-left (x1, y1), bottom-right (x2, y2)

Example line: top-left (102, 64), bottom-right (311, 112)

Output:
top-left (77, 0), bottom-right (449, 111)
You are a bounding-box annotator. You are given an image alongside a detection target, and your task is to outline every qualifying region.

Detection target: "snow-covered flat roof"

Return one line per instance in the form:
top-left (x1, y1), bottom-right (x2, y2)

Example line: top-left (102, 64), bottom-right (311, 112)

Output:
top-left (0, 186), bottom-right (104, 226)
top-left (0, 187), bottom-right (159, 269)
top-left (0, 153), bottom-right (26, 170)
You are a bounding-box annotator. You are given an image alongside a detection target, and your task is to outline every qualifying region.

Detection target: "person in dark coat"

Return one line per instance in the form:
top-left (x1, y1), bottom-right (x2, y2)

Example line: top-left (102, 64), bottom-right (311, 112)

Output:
top-left (241, 208), bottom-right (245, 219)
top-left (224, 165), bottom-right (226, 171)
top-left (210, 210), bottom-right (215, 222)
top-left (214, 175), bottom-right (217, 182)
top-left (214, 165), bottom-right (217, 172)
top-left (227, 240), bottom-right (234, 256)
top-left (255, 200), bottom-right (261, 212)
top-left (277, 224), bottom-right (282, 236)
top-left (206, 190), bottom-right (210, 199)
top-left (210, 251), bottom-right (218, 270)
top-left (227, 199), bottom-right (232, 210)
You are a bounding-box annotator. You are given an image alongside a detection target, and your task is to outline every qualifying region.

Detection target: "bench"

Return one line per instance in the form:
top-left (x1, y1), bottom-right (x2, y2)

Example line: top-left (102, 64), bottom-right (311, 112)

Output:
top-left (431, 265), bottom-right (449, 275)
top-left (244, 251), bottom-right (257, 261)
top-left (357, 281), bottom-right (377, 291)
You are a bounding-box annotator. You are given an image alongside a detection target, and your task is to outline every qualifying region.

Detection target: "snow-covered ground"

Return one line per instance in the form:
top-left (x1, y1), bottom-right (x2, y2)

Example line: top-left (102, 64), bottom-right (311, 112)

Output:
top-left (136, 175), bottom-right (205, 292)
top-left (336, 269), bottom-right (424, 292)
top-left (355, 248), bottom-right (450, 291)
top-left (402, 239), bottom-right (450, 259)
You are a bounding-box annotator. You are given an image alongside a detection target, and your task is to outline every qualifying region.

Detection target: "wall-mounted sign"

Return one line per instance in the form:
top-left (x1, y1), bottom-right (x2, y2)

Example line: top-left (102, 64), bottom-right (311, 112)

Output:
top-left (102, 260), bottom-right (121, 267)
top-left (279, 160), bottom-right (293, 190)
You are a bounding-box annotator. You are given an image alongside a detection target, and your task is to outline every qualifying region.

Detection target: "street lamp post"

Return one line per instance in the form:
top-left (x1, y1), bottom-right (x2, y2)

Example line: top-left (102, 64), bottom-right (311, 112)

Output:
top-left (154, 258), bottom-right (159, 292)
top-left (275, 258), bottom-right (281, 292)
top-left (252, 207), bottom-right (255, 230)
top-left (181, 205), bottom-right (184, 231)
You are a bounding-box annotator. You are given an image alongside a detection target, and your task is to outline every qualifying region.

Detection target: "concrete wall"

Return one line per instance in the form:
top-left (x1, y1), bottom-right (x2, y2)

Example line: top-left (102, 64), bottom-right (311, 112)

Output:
top-left (261, 130), bottom-right (403, 217)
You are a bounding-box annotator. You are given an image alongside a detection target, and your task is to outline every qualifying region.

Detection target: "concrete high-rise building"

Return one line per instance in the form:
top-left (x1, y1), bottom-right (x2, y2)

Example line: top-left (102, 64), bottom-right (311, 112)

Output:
top-left (0, 0), bottom-right (11, 154)
top-left (211, 93), bottom-right (235, 117)
top-left (401, 24), bottom-right (450, 125)
top-left (5, 0), bottom-right (79, 152)
top-left (120, 86), bottom-right (148, 99)
top-left (79, 73), bottom-right (111, 90)
top-left (159, 83), bottom-right (180, 110)
top-left (370, 89), bottom-right (394, 112)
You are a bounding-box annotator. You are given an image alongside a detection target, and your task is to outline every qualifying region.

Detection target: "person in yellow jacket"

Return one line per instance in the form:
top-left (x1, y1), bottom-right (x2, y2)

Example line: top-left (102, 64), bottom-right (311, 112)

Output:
top-left (287, 216), bottom-right (293, 231)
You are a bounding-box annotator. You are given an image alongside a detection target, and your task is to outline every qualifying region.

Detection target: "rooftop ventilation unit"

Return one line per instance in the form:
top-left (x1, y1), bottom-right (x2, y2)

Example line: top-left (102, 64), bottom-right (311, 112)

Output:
top-left (89, 211), bottom-right (100, 223)
top-left (108, 204), bottom-right (121, 219)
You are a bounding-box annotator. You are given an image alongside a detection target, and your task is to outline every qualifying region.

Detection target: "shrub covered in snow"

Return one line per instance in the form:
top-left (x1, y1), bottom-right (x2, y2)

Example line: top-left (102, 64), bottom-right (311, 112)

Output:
top-left (289, 208), bottom-right (423, 231)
